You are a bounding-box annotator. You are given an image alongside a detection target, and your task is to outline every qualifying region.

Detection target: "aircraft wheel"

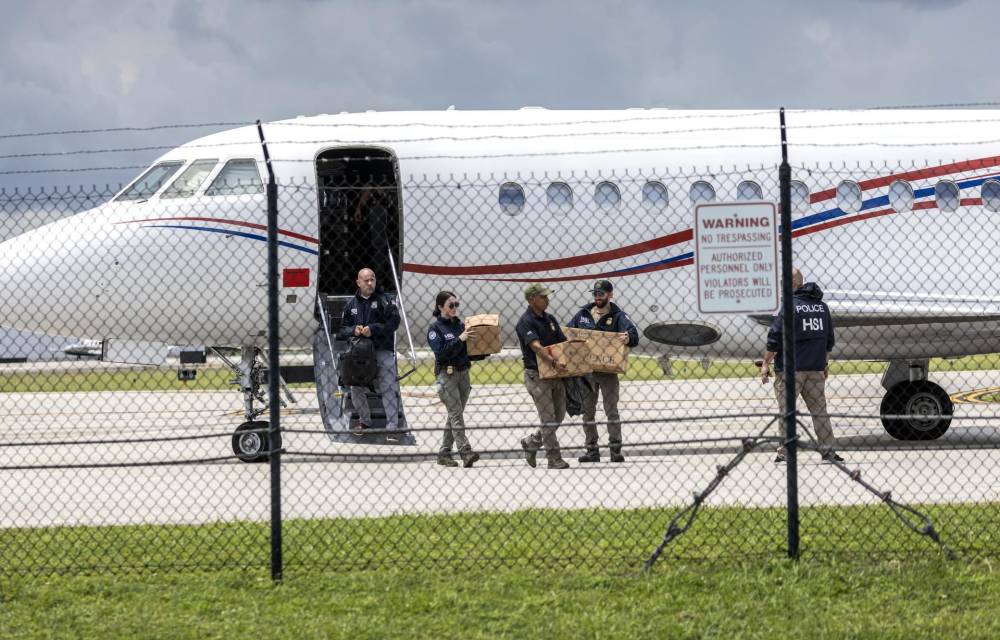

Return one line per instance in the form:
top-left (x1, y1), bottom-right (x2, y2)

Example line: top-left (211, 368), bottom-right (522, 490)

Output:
top-left (232, 421), bottom-right (272, 463)
top-left (880, 380), bottom-right (952, 441)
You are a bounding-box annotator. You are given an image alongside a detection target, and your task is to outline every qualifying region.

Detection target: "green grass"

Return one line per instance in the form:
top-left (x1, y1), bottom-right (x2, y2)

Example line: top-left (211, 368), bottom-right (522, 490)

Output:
top-left (2, 560), bottom-right (1000, 639)
top-left (6, 354), bottom-right (1000, 394)
top-left (1, 504), bottom-right (999, 638)
top-left (4, 504), bottom-right (998, 576)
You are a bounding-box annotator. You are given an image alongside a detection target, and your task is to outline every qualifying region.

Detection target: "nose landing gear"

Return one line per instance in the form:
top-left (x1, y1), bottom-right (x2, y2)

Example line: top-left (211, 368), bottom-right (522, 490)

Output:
top-left (213, 345), bottom-right (294, 462)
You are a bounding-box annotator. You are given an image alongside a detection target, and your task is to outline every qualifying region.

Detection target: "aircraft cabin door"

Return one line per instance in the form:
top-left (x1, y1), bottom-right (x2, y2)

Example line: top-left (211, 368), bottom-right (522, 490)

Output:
top-left (313, 147), bottom-right (414, 445)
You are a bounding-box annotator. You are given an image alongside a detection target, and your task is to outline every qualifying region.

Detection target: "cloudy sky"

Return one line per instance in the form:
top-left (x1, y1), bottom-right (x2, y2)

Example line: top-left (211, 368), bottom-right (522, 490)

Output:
top-left (0, 0), bottom-right (994, 190)
top-left (0, 0), bottom-right (992, 358)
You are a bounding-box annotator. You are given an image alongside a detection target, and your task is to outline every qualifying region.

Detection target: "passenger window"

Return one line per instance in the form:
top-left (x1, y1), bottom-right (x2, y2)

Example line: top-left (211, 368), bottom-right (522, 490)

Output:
top-left (546, 182), bottom-right (573, 212)
top-left (736, 180), bottom-right (763, 201)
top-left (594, 181), bottom-right (620, 209)
top-left (642, 181), bottom-right (669, 210)
top-left (115, 162), bottom-right (184, 202)
top-left (888, 180), bottom-right (914, 213)
top-left (206, 159), bottom-right (264, 196)
top-left (836, 180), bottom-right (862, 213)
top-left (689, 181), bottom-right (715, 205)
top-left (160, 159), bottom-right (218, 199)
top-left (790, 180), bottom-right (810, 214)
top-left (935, 180), bottom-right (960, 212)
top-left (982, 179), bottom-right (1000, 212)
top-left (498, 182), bottom-right (525, 215)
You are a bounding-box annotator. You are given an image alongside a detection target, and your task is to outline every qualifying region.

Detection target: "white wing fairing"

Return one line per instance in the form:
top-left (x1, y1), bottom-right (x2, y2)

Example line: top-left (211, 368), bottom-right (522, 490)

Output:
top-left (2, 108), bottom-right (1000, 446)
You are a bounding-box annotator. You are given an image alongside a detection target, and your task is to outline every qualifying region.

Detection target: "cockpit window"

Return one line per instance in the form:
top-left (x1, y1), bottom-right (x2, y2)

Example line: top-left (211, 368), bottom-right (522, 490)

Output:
top-left (115, 162), bottom-right (184, 201)
top-left (205, 159), bottom-right (264, 196)
top-left (160, 159), bottom-right (218, 199)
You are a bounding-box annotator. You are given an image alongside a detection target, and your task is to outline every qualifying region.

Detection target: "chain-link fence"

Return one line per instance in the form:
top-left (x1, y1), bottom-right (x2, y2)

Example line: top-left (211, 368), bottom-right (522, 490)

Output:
top-left (2, 134), bottom-right (1000, 575)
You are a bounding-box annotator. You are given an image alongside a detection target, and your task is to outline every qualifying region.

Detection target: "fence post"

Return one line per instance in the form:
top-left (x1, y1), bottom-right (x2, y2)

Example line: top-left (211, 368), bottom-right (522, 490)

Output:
top-left (257, 120), bottom-right (283, 581)
top-left (778, 108), bottom-right (799, 559)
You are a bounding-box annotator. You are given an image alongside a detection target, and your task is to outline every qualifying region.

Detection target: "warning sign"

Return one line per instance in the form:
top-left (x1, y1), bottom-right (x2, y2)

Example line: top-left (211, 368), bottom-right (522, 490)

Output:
top-left (694, 201), bottom-right (779, 314)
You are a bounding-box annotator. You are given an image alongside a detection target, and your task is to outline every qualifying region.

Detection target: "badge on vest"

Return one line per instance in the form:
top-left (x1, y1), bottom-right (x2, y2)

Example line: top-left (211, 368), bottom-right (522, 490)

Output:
top-left (350, 308), bottom-right (358, 315)
top-left (371, 301), bottom-right (378, 308)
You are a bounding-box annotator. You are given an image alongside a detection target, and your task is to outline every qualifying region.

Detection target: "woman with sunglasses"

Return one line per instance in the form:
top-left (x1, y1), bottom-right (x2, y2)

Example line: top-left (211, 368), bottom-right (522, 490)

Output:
top-left (427, 291), bottom-right (481, 467)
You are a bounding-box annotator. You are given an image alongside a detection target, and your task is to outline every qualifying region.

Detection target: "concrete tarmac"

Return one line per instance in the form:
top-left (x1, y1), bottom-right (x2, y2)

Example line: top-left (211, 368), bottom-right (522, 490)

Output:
top-left (1, 371), bottom-right (999, 527)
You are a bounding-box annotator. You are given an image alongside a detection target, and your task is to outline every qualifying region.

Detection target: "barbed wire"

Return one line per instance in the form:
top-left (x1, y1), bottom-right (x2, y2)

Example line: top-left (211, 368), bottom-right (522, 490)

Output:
top-left (0, 121), bottom-right (252, 141)
top-left (2, 106), bottom-right (1000, 143)
top-left (9, 117), bottom-right (1000, 163)
top-left (799, 101), bottom-right (1000, 111)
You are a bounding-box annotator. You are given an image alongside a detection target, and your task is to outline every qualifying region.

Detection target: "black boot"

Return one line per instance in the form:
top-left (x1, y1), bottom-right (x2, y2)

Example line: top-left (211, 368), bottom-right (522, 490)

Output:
top-left (460, 449), bottom-right (480, 468)
top-left (437, 452), bottom-right (459, 467)
top-left (609, 443), bottom-right (625, 463)
top-left (578, 447), bottom-right (600, 463)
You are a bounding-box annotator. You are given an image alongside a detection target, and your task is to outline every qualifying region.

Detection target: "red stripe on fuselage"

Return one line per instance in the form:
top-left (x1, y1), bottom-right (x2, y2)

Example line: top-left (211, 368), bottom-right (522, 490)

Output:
top-left (809, 156), bottom-right (1000, 204)
top-left (117, 216), bottom-right (320, 245)
top-left (465, 258), bottom-right (696, 283)
top-left (790, 198), bottom-right (983, 238)
top-left (402, 228), bottom-right (693, 275)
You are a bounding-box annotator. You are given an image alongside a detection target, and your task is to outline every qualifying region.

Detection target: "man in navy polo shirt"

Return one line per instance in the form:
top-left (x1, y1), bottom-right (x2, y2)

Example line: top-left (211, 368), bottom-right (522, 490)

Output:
top-left (516, 283), bottom-right (571, 469)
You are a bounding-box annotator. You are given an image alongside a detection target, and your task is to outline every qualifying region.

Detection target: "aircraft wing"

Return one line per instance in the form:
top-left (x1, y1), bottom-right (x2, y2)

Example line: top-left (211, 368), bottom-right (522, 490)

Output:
top-left (748, 289), bottom-right (1000, 359)
top-left (750, 289), bottom-right (1000, 327)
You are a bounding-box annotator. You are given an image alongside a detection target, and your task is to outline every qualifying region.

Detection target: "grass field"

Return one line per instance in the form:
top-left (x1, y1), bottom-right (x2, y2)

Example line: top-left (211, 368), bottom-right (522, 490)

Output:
top-left (1, 504), bottom-right (999, 638)
top-left (4, 353), bottom-right (1000, 393)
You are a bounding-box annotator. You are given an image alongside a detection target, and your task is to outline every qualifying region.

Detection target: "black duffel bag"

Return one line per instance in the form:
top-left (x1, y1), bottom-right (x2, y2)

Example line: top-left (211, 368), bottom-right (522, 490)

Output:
top-left (338, 336), bottom-right (377, 387)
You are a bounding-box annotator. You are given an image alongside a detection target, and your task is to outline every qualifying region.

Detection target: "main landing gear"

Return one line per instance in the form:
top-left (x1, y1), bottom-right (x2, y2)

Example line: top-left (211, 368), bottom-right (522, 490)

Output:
top-left (213, 345), bottom-right (295, 462)
top-left (879, 359), bottom-right (953, 440)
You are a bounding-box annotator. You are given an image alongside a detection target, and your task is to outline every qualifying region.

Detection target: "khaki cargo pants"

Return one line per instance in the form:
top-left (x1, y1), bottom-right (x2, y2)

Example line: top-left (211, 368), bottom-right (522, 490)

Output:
top-left (436, 367), bottom-right (472, 454)
top-left (522, 368), bottom-right (566, 461)
top-left (773, 371), bottom-right (835, 455)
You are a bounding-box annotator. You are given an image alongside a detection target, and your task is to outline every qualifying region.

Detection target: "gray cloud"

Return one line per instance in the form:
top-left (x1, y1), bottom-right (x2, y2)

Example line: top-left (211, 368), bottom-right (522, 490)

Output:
top-left (0, 0), bottom-right (997, 189)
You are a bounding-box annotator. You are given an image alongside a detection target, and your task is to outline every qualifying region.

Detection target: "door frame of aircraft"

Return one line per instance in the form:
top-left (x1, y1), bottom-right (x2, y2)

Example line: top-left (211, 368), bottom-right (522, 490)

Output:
top-left (314, 146), bottom-right (403, 297)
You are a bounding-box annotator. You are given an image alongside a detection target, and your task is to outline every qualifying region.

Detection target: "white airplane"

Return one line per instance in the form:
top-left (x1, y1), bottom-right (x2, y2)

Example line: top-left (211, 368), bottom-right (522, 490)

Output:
top-left (2, 108), bottom-right (999, 460)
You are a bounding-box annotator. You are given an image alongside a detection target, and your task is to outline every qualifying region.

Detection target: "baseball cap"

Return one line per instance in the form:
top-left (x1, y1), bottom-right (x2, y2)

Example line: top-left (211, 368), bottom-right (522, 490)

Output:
top-left (524, 283), bottom-right (554, 300)
top-left (590, 280), bottom-right (613, 294)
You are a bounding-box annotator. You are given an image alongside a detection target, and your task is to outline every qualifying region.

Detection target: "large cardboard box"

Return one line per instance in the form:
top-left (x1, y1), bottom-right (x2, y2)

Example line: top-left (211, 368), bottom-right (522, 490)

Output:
top-left (563, 326), bottom-right (629, 374)
top-left (538, 339), bottom-right (592, 379)
top-left (464, 314), bottom-right (502, 356)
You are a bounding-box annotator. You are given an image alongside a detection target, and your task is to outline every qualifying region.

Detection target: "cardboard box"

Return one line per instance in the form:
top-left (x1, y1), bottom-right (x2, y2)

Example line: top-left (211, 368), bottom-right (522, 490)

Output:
top-left (464, 314), bottom-right (502, 356)
top-left (538, 339), bottom-right (592, 379)
top-left (563, 326), bottom-right (629, 374)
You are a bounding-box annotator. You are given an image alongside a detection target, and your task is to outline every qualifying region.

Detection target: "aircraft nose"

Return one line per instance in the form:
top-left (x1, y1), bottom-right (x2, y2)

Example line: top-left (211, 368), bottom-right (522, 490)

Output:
top-left (0, 210), bottom-right (110, 337)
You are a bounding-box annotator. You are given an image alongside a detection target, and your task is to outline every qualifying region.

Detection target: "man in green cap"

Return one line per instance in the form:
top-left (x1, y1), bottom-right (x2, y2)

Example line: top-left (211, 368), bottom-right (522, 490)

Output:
top-left (515, 283), bottom-right (570, 469)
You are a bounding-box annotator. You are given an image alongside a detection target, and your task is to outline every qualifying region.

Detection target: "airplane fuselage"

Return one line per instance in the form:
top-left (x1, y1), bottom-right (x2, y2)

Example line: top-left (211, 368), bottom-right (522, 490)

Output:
top-left (3, 108), bottom-right (1000, 363)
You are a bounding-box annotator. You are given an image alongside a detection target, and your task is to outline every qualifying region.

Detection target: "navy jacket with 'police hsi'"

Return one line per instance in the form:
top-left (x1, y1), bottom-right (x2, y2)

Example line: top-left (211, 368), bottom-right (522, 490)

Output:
top-left (766, 282), bottom-right (835, 372)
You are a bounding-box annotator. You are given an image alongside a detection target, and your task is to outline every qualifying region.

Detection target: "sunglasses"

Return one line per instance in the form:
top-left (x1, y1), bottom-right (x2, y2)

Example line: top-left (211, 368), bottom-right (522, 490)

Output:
top-left (447, 301), bottom-right (460, 309)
